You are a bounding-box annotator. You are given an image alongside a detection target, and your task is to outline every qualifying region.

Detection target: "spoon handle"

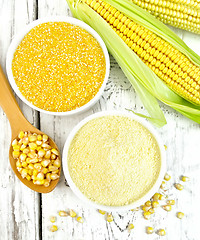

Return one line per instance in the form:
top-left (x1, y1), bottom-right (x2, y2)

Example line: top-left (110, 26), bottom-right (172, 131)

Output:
top-left (0, 65), bottom-right (28, 135)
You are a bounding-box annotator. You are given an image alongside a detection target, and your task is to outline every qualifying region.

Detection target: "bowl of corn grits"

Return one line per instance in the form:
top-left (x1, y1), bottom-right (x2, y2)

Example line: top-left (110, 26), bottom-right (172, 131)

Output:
top-left (62, 111), bottom-right (166, 211)
top-left (6, 17), bottom-right (109, 115)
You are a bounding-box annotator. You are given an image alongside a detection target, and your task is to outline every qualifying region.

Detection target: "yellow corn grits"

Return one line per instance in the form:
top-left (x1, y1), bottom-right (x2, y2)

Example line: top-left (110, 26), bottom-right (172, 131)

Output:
top-left (68, 115), bottom-right (161, 206)
top-left (12, 22), bottom-right (106, 112)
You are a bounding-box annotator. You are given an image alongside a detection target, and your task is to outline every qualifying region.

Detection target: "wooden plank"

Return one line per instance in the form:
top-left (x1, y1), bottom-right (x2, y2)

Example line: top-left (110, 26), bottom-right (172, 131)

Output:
top-left (38, 1), bottom-right (200, 239)
top-left (0, 1), bottom-right (40, 240)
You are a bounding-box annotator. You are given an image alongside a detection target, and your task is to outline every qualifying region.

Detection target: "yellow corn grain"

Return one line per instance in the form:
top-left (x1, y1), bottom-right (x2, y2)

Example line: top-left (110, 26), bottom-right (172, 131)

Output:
top-left (13, 151), bottom-right (20, 159)
top-left (59, 210), bottom-right (68, 217)
top-left (174, 183), bottom-right (184, 190)
top-left (29, 143), bottom-right (37, 150)
top-left (157, 229), bottom-right (166, 236)
top-left (69, 209), bottom-right (77, 218)
top-left (53, 159), bottom-right (61, 168)
top-left (26, 175), bottom-right (31, 181)
top-left (18, 131), bottom-right (25, 139)
top-left (37, 172), bottom-right (44, 180)
top-left (177, 212), bottom-right (184, 219)
top-left (181, 176), bottom-right (190, 182)
top-left (146, 226), bottom-right (154, 234)
top-left (106, 214), bottom-right (113, 222)
top-left (50, 216), bottom-right (56, 223)
top-left (38, 149), bottom-right (46, 158)
top-left (145, 200), bottom-right (152, 207)
top-left (143, 211), bottom-right (151, 220)
top-left (50, 225), bottom-right (58, 232)
top-left (34, 163), bottom-right (42, 171)
top-left (98, 209), bottom-right (106, 215)
top-left (28, 135), bottom-right (37, 142)
top-left (167, 199), bottom-right (175, 205)
top-left (49, 166), bottom-right (58, 172)
top-left (127, 223), bottom-right (134, 231)
top-left (44, 179), bottom-right (50, 187)
top-left (76, 216), bottom-right (84, 223)
top-left (50, 173), bottom-right (59, 180)
top-left (162, 205), bottom-right (172, 212)
top-left (51, 148), bottom-right (59, 155)
top-left (34, 180), bottom-right (45, 185)
top-left (37, 135), bottom-right (42, 141)
top-left (164, 173), bottom-right (171, 181)
top-left (43, 134), bottom-right (48, 142)
top-left (152, 193), bottom-right (160, 201)
top-left (152, 201), bottom-right (159, 208)
top-left (13, 145), bottom-right (20, 151)
top-left (12, 139), bottom-right (18, 146)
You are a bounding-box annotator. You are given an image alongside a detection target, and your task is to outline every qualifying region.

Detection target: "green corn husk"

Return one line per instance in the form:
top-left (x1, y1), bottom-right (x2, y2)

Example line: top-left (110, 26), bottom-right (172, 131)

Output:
top-left (66, 0), bottom-right (200, 127)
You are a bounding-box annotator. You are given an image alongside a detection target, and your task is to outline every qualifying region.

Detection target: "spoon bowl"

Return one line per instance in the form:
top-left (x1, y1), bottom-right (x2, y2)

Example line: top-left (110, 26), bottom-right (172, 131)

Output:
top-left (0, 65), bottom-right (60, 193)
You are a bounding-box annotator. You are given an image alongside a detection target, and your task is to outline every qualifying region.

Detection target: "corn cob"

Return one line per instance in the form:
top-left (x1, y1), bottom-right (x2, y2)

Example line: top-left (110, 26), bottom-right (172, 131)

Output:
top-left (79, 0), bottom-right (200, 105)
top-left (67, 0), bottom-right (200, 126)
top-left (131, 0), bottom-right (200, 34)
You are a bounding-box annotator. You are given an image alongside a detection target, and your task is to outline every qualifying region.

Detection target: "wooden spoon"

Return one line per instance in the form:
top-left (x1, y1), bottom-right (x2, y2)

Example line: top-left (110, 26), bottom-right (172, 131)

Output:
top-left (0, 65), bottom-right (60, 193)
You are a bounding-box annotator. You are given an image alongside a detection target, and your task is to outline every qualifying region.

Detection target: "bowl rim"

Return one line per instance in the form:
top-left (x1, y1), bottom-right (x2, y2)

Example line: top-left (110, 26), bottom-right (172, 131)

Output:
top-left (6, 16), bottom-right (110, 116)
top-left (62, 110), bottom-right (166, 212)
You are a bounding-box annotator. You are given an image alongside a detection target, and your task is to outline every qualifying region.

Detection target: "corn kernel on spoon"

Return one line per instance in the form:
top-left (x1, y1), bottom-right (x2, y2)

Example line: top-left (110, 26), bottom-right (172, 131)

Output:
top-left (0, 65), bottom-right (60, 193)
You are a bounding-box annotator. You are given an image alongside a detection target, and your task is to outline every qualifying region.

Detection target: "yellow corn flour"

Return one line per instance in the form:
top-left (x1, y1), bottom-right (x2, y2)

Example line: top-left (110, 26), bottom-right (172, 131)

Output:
top-left (68, 115), bottom-right (161, 206)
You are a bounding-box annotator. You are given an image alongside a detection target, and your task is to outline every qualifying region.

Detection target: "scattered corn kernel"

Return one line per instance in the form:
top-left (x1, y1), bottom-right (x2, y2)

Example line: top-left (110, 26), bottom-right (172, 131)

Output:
top-left (69, 209), bottom-right (77, 218)
top-left (106, 214), bottom-right (113, 222)
top-left (152, 201), bottom-right (159, 208)
top-left (174, 183), bottom-right (184, 190)
top-left (157, 229), bottom-right (166, 236)
top-left (76, 216), bottom-right (84, 223)
top-left (162, 205), bottom-right (172, 212)
top-left (164, 173), bottom-right (171, 181)
top-left (127, 223), bottom-right (134, 231)
top-left (159, 194), bottom-right (165, 200)
top-left (50, 216), bottom-right (56, 223)
top-left (160, 181), bottom-right (166, 189)
top-left (177, 212), bottom-right (184, 219)
top-left (59, 211), bottom-right (68, 217)
top-left (142, 206), bottom-right (150, 212)
top-left (145, 201), bottom-right (151, 207)
top-left (50, 225), bottom-right (58, 232)
top-left (164, 145), bottom-right (167, 150)
top-left (143, 211), bottom-right (151, 220)
top-left (148, 208), bottom-right (155, 214)
top-left (167, 200), bottom-right (175, 205)
top-left (181, 176), bottom-right (190, 182)
top-left (152, 193), bottom-right (160, 201)
top-left (98, 209), bottom-right (106, 215)
top-left (146, 226), bottom-right (154, 234)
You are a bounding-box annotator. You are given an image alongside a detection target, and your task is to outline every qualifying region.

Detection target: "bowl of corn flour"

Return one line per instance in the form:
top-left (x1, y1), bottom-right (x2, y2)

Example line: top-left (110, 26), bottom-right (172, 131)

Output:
top-left (62, 111), bottom-right (166, 211)
top-left (6, 17), bottom-right (109, 115)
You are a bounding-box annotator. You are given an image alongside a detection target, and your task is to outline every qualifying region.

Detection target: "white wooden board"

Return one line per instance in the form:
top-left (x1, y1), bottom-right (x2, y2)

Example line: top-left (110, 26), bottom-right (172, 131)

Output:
top-left (0, 1), bottom-right (200, 239)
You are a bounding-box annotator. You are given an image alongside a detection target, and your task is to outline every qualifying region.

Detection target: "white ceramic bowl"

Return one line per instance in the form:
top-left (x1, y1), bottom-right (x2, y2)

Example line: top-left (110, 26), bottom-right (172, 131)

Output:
top-left (62, 111), bottom-right (166, 212)
top-left (6, 17), bottom-right (110, 116)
